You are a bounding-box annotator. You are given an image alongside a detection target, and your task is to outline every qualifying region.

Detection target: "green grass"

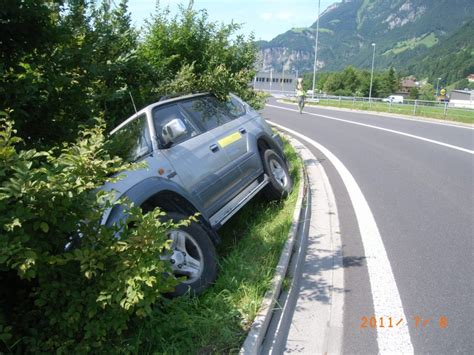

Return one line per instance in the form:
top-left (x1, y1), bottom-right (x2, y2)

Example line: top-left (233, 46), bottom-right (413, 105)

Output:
top-left (318, 28), bottom-right (334, 34)
top-left (119, 140), bottom-right (302, 354)
top-left (284, 98), bottom-right (474, 124)
top-left (291, 27), bottom-right (306, 33)
top-left (383, 33), bottom-right (438, 56)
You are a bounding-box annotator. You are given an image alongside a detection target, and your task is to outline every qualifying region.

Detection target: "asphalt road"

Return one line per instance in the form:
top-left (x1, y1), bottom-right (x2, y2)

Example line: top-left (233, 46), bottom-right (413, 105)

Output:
top-left (262, 98), bottom-right (474, 354)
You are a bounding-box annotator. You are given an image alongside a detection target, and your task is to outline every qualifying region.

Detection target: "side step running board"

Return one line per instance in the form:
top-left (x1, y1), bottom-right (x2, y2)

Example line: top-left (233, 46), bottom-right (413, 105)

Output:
top-left (210, 175), bottom-right (269, 228)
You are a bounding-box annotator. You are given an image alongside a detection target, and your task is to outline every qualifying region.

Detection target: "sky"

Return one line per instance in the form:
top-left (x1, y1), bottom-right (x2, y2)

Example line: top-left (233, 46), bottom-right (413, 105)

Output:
top-left (127, 0), bottom-right (336, 41)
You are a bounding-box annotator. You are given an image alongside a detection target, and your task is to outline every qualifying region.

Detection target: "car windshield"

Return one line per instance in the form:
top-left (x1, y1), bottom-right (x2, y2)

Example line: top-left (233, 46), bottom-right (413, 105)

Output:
top-left (106, 114), bottom-right (152, 162)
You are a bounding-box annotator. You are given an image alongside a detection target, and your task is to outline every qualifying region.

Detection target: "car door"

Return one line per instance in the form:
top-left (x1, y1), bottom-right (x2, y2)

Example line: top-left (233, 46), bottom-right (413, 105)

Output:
top-left (179, 95), bottom-right (258, 208)
top-left (220, 94), bottom-right (261, 184)
top-left (152, 101), bottom-right (231, 216)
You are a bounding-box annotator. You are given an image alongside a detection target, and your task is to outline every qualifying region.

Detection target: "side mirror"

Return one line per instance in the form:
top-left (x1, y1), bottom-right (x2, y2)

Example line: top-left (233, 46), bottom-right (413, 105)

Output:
top-left (162, 118), bottom-right (187, 146)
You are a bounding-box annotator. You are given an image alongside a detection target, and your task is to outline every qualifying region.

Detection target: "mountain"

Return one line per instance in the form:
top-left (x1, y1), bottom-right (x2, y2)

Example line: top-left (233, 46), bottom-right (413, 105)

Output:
top-left (406, 21), bottom-right (474, 85)
top-left (257, 0), bottom-right (474, 82)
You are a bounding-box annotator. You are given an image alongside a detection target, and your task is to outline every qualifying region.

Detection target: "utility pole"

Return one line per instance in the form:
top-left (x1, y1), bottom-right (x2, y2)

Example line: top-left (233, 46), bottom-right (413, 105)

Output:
top-left (281, 68), bottom-right (285, 92)
top-left (311, 0), bottom-right (321, 100)
top-left (369, 42), bottom-right (376, 106)
top-left (270, 67), bottom-right (273, 92)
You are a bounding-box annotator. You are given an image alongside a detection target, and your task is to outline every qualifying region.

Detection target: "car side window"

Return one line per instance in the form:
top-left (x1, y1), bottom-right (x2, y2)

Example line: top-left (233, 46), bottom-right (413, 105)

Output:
top-left (107, 114), bottom-right (152, 162)
top-left (224, 95), bottom-right (246, 119)
top-left (180, 96), bottom-right (233, 131)
top-left (153, 104), bottom-right (201, 147)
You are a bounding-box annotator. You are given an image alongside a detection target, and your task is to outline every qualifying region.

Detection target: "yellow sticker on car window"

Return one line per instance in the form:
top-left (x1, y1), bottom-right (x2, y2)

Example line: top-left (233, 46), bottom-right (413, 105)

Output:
top-left (218, 132), bottom-right (242, 148)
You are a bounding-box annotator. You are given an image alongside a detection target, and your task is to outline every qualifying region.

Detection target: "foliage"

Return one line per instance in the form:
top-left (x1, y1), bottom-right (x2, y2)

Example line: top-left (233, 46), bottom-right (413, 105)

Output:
top-left (409, 86), bottom-right (419, 99)
top-left (418, 83), bottom-right (435, 101)
top-left (0, 117), bottom-right (182, 352)
top-left (407, 21), bottom-right (474, 85)
top-left (1, 1), bottom-right (264, 351)
top-left (453, 79), bottom-right (474, 91)
top-left (0, 0), bottom-right (151, 147)
top-left (0, 1), bottom-right (263, 148)
top-left (140, 5), bottom-right (263, 109)
top-left (303, 65), bottom-right (400, 97)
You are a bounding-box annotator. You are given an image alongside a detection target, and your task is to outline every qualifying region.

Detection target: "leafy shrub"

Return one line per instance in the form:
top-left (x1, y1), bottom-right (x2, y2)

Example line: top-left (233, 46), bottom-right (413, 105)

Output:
top-left (0, 116), bottom-right (181, 352)
top-left (140, 5), bottom-right (265, 110)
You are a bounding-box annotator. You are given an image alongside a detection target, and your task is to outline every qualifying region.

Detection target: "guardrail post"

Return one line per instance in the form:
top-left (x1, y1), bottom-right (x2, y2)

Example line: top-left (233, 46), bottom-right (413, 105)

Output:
top-left (444, 102), bottom-right (448, 119)
top-left (338, 96), bottom-right (341, 107)
top-left (352, 97), bottom-right (355, 109)
top-left (389, 100), bottom-right (392, 112)
top-left (413, 100), bottom-right (417, 116)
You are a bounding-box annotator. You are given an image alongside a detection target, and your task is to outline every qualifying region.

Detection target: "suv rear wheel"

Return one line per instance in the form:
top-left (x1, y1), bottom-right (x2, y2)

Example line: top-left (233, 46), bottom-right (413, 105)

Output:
top-left (160, 212), bottom-right (217, 296)
top-left (261, 149), bottom-right (292, 201)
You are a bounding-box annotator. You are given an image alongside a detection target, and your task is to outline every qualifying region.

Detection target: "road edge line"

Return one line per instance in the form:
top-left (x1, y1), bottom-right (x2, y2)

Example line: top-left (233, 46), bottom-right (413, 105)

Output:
top-left (269, 122), bottom-right (414, 354)
top-left (267, 104), bottom-right (473, 155)
top-left (276, 98), bottom-right (474, 129)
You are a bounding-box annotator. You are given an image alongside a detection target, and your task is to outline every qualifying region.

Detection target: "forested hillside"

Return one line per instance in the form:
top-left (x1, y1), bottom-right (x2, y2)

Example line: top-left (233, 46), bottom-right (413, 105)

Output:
top-left (258, 0), bottom-right (474, 83)
top-left (406, 21), bottom-right (474, 85)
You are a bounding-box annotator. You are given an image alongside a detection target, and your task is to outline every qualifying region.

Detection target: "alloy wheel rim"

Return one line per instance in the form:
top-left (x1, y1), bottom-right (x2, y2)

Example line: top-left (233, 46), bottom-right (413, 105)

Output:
top-left (163, 230), bottom-right (204, 284)
top-left (269, 159), bottom-right (288, 188)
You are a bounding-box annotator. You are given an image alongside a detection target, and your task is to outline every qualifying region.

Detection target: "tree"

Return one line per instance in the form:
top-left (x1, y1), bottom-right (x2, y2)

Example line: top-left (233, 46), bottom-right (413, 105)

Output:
top-left (378, 67), bottom-right (399, 97)
top-left (409, 87), bottom-right (419, 99)
top-left (139, 4), bottom-right (263, 108)
top-left (341, 66), bottom-right (361, 95)
top-left (419, 83), bottom-right (435, 101)
top-left (0, 0), bottom-right (150, 147)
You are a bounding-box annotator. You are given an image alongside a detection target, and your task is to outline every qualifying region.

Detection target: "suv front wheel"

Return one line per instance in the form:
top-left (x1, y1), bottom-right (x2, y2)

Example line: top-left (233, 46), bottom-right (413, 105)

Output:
top-left (261, 149), bottom-right (292, 201)
top-left (161, 213), bottom-right (217, 297)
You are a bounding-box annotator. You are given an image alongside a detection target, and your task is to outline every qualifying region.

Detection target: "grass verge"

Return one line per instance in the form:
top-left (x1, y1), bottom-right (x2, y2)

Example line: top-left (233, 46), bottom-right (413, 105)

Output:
top-left (283, 98), bottom-right (474, 124)
top-left (119, 138), bottom-right (302, 354)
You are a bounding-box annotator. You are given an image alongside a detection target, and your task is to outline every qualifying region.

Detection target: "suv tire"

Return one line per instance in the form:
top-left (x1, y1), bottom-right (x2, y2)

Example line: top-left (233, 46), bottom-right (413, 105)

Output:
top-left (161, 212), bottom-right (217, 297)
top-left (261, 149), bottom-right (292, 201)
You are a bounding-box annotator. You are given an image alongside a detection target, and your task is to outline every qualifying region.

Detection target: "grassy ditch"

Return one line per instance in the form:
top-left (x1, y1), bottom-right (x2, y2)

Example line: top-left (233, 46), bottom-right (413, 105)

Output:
top-left (119, 138), bottom-right (302, 354)
top-left (283, 98), bottom-right (474, 124)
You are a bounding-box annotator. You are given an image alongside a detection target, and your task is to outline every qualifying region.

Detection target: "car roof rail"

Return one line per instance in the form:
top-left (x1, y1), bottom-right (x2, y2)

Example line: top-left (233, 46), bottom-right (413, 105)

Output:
top-left (158, 91), bottom-right (204, 102)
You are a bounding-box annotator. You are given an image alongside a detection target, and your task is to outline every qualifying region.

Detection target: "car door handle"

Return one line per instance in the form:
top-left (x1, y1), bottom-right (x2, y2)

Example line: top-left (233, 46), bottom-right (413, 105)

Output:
top-left (210, 144), bottom-right (219, 152)
top-left (239, 128), bottom-right (247, 134)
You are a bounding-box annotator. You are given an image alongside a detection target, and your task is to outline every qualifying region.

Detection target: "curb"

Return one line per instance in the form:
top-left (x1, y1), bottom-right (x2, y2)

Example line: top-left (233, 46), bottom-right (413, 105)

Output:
top-left (240, 143), bottom-right (307, 355)
top-left (277, 99), bottom-right (474, 128)
top-left (263, 129), bottom-right (344, 354)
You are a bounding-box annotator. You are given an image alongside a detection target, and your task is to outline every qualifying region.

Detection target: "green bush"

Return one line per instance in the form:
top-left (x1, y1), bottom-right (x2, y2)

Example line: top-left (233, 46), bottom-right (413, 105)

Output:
top-left (0, 116), bottom-right (183, 352)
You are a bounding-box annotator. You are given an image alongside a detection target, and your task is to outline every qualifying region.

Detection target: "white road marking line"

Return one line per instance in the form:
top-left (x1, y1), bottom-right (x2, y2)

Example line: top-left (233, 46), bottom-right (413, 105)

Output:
top-left (270, 121), bottom-right (414, 354)
top-left (276, 99), bottom-right (474, 130)
top-left (267, 104), bottom-right (474, 155)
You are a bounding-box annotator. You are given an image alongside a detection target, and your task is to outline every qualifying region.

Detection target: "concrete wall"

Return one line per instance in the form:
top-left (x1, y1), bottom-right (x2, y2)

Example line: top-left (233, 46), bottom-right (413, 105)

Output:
top-left (253, 71), bottom-right (298, 92)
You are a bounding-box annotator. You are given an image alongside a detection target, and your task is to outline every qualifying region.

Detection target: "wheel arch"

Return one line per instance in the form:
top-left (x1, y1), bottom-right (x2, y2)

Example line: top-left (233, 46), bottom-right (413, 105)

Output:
top-left (256, 133), bottom-right (286, 161)
top-left (140, 190), bottom-right (220, 245)
top-left (103, 178), bottom-right (220, 245)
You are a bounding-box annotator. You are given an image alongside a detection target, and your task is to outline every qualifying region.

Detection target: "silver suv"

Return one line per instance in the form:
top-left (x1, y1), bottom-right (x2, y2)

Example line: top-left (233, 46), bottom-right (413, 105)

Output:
top-left (102, 93), bottom-right (292, 295)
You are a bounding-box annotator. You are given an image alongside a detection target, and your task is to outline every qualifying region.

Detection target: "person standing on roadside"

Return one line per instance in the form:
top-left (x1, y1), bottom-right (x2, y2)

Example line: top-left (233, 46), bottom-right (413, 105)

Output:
top-left (296, 78), bottom-right (305, 114)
